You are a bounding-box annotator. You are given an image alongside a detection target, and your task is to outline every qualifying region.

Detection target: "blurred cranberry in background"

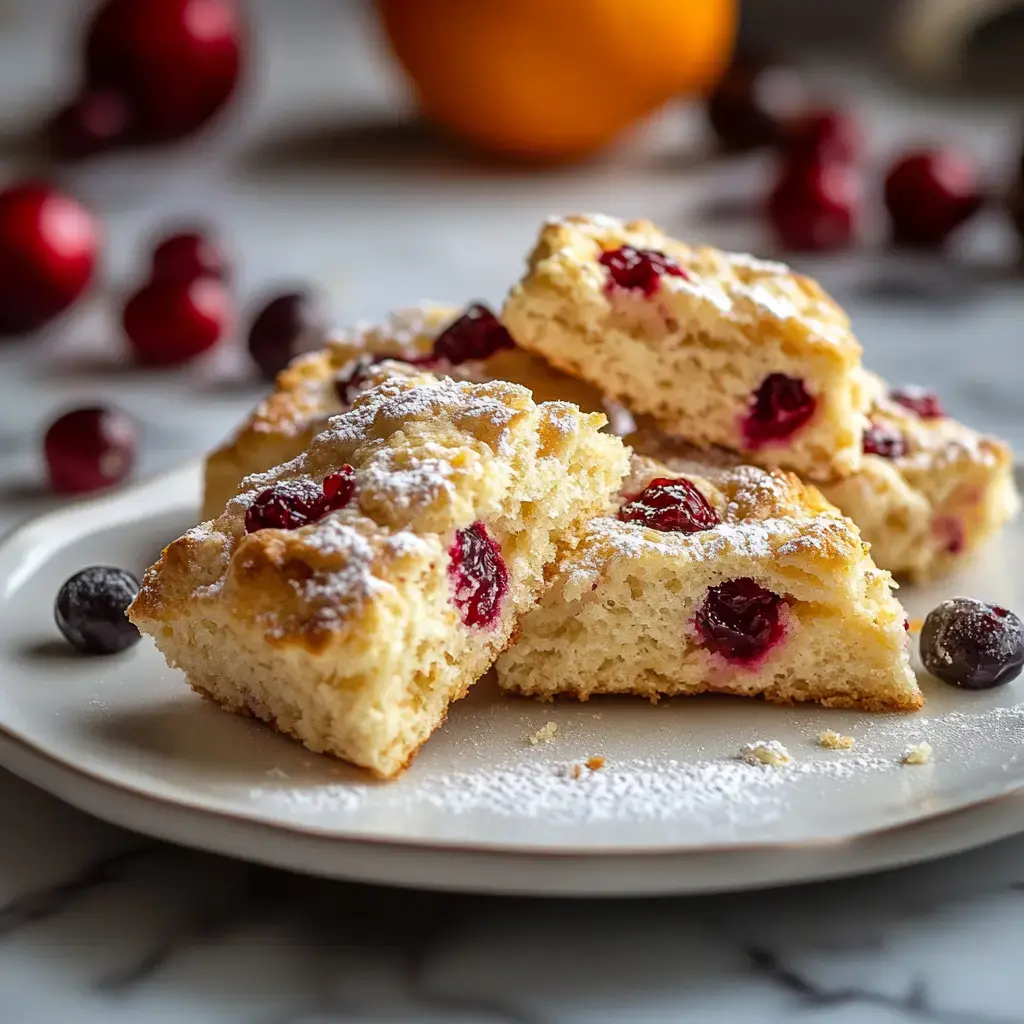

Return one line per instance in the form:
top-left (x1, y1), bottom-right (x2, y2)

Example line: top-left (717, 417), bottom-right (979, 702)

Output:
top-left (883, 148), bottom-right (984, 248)
top-left (1008, 178), bottom-right (1024, 249)
top-left (706, 53), bottom-right (805, 151)
top-left (49, 0), bottom-right (244, 159)
top-left (0, 182), bottom-right (100, 337)
top-left (123, 277), bottom-right (231, 366)
top-left (247, 291), bottom-right (329, 382)
top-left (44, 406), bottom-right (138, 494)
top-left (779, 108), bottom-right (862, 167)
top-left (150, 229), bottom-right (230, 285)
top-left (767, 161), bottom-right (861, 251)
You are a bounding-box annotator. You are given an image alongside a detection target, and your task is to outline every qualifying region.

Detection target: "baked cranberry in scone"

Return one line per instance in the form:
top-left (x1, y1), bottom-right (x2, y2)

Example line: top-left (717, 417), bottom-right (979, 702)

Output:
top-left (131, 376), bottom-right (630, 778)
top-left (501, 214), bottom-right (870, 482)
top-left (497, 454), bottom-right (921, 711)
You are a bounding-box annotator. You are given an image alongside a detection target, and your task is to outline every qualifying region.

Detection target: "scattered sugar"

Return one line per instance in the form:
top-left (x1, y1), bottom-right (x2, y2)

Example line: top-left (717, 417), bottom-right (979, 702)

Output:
top-left (818, 730), bottom-right (856, 750)
top-left (528, 722), bottom-right (558, 746)
top-left (902, 741), bottom-right (933, 766)
top-left (738, 740), bottom-right (792, 766)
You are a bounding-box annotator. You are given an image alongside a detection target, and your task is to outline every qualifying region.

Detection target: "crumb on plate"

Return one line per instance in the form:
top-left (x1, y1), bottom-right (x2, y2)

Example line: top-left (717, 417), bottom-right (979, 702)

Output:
top-left (585, 755), bottom-right (606, 771)
top-left (738, 740), bottom-right (792, 766)
top-left (902, 741), bottom-right (933, 765)
top-left (817, 729), bottom-right (855, 750)
top-left (528, 721), bottom-right (558, 746)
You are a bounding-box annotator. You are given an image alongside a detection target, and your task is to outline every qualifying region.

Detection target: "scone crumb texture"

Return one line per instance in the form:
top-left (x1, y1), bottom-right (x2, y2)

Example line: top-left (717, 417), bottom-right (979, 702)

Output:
top-left (528, 722), bottom-right (558, 746)
top-left (902, 741), bottom-right (933, 765)
top-left (817, 730), bottom-right (856, 750)
top-left (738, 740), bottom-right (792, 766)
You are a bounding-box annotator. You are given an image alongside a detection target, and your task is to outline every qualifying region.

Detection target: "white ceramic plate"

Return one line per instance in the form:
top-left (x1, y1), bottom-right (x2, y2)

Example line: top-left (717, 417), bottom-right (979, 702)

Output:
top-left (1, 462), bottom-right (1023, 896)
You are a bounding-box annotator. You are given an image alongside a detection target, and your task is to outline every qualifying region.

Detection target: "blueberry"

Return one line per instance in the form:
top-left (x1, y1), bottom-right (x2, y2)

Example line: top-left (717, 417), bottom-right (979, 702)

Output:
top-left (54, 566), bottom-right (141, 655)
top-left (920, 597), bottom-right (1024, 690)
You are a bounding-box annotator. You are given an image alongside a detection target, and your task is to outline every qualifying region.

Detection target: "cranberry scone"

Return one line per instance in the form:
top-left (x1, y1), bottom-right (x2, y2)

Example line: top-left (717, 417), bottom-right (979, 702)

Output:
top-left (131, 376), bottom-right (630, 777)
top-left (496, 454), bottom-right (921, 711)
top-left (631, 372), bottom-right (1019, 581)
top-left (819, 374), bottom-right (1019, 580)
top-left (203, 303), bottom-right (609, 519)
top-left (501, 214), bottom-right (869, 481)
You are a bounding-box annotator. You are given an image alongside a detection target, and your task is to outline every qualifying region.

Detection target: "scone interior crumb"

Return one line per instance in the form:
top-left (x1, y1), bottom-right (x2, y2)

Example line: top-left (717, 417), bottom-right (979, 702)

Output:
top-left (739, 740), bottom-right (792, 766)
top-left (528, 721), bottom-right (558, 746)
top-left (817, 729), bottom-right (856, 750)
top-left (902, 741), bottom-right (933, 765)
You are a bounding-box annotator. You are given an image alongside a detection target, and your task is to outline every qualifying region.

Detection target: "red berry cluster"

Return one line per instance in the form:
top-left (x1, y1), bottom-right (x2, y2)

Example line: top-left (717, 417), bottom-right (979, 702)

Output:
top-left (706, 55), bottom-right (1009, 255)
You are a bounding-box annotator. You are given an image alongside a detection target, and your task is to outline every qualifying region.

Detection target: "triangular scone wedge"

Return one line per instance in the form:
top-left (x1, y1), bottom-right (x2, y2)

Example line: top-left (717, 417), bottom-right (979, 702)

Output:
top-left (496, 454), bottom-right (922, 711)
top-left (501, 214), bottom-right (869, 481)
top-left (131, 377), bottom-right (630, 777)
top-left (202, 303), bottom-right (613, 519)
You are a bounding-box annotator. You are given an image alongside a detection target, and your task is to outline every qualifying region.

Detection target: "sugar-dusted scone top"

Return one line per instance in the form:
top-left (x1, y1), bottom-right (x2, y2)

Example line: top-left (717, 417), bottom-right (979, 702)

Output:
top-left (497, 453), bottom-right (921, 712)
top-left (501, 214), bottom-right (869, 481)
top-left (202, 303), bottom-right (612, 520)
top-left (820, 372), bottom-right (1019, 580)
top-left (131, 376), bottom-right (630, 778)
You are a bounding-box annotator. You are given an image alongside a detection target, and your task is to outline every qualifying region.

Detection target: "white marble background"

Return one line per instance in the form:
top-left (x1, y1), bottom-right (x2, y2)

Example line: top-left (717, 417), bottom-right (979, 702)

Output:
top-left (2, 1), bottom-right (1024, 1020)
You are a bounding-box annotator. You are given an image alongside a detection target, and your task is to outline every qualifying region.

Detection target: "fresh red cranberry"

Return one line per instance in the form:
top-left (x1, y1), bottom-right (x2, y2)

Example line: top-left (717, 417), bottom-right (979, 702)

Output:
top-left (43, 406), bottom-right (137, 495)
top-left (766, 161), bottom-right (861, 251)
top-left (46, 89), bottom-right (132, 161)
top-left (883, 149), bottom-right (984, 248)
top-left (0, 182), bottom-right (99, 337)
top-left (448, 522), bottom-right (508, 628)
top-left (247, 290), bottom-right (328, 382)
top-left (779, 108), bottom-right (862, 167)
top-left (432, 304), bottom-right (515, 364)
top-left (618, 477), bottom-right (720, 534)
top-left (889, 386), bottom-right (945, 419)
top-left (920, 597), bottom-right (1024, 690)
top-left (863, 423), bottom-right (907, 459)
top-left (706, 54), bottom-right (805, 151)
top-left (244, 467), bottom-right (355, 533)
top-left (123, 277), bottom-right (230, 366)
top-left (150, 229), bottom-right (229, 285)
top-left (695, 579), bottom-right (787, 664)
top-left (78, 0), bottom-right (243, 148)
top-left (742, 374), bottom-right (816, 447)
top-left (599, 246), bottom-right (688, 298)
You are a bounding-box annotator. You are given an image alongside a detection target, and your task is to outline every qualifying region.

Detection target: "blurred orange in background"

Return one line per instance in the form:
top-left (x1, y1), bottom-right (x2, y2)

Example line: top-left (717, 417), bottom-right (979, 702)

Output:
top-left (377, 0), bottom-right (737, 161)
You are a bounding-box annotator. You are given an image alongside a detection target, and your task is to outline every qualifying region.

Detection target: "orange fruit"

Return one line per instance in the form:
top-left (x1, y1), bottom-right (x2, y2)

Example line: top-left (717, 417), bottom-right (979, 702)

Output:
top-left (376, 0), bottom-right (737, 160)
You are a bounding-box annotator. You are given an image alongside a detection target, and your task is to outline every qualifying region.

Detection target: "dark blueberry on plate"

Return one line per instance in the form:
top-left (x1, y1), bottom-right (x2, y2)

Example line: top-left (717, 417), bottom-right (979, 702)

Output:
top-left (920, 597), bottom-right (1024, 690)
top-left (54, 566), bottom-right (141, 654)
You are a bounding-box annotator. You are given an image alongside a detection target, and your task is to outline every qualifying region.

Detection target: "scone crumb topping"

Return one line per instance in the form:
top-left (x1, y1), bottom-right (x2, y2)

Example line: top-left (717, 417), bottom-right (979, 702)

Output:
top-left (901, 741), bottom-right (933, 765)
top-left (738, 740), bottom-right (792, 766)
top-left (528, 721), bottom-right (558, 746)
top-left (817, 729), bottom-right (855, 750)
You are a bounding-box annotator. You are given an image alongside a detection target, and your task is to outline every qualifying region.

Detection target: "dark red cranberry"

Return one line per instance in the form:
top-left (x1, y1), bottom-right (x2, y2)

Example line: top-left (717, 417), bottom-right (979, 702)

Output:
top-left (933, 515), bottom-right (965, 555)
top-left (43, 406), bottom-right (138, 495)
top-left (0, 182), bottom-right (99, 337)
top-left (247, 291), bottom-right (328, 382)
top-left (618, 477), bottom-right (720, 534)
top-left (335, 355), bottom-right (382, 407)
top-left (448, 522), bottom-right (508, 629)
top-left (81, 0), bottom-right (243, 147)
top-left (706, 54), bottom-right (805, 151)
top-left (54, 566), bottom-right (141, 655)
top-left (890, 387), bottom-right (945, 420)
top-left (863, 423), bottom-right (907, 459)
top-left (1008, 179), bottom-right (1024, 245)
top-left (599, 246), bottom-right (688, 298)
top-left (779, 108), bottom-right (862, 167)
top-left (123, 277), bottom-right (230, 366)
top-left (920, 597), bottom-right (1024, 690)
top-left (766, 161), bottom-right (861, 251)
top-left (46, 89), bottom-right (132, 160)
top-left (432, 304), bottom-right (515, 364)
top-left (150, 229), bottom-right (229, 285)
top-left (695, 579), bottom-right (787, 664)
top-left (742, 374), bottom-right (816, 447)
top-left (244, 467), bottom-right (355, 533)
top-left (883, 149), bottom-right (984, 248)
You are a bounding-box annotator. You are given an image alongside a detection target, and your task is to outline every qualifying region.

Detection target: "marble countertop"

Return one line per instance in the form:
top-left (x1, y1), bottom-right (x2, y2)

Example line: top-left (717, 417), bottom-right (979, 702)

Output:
top-left (3, 1), bottom-right (1024, 1021)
